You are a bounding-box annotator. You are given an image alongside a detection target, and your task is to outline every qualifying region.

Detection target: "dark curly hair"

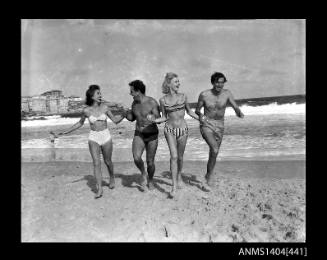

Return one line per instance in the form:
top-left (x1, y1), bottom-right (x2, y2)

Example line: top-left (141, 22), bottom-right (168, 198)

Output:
top-left (211, 72), bottom-right (227, 84)
top-left (129, 80), bottom-right (146, 94)
top-left (85, 85), bottom-right (100, 106)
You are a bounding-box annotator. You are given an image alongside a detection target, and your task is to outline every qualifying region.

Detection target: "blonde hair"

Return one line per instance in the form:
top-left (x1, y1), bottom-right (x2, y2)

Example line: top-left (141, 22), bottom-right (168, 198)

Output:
top-left (162, 72), bottom-right (178, 94)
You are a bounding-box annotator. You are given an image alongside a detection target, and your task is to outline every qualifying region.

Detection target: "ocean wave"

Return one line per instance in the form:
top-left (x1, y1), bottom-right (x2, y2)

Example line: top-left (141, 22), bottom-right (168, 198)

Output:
top-left (21, 102), bottom-right (305, 128)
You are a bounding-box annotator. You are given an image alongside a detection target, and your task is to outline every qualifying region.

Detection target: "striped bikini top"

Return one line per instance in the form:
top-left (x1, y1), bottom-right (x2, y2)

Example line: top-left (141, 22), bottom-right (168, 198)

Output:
top-left (163, 94), bottom-right (186, 113)
top-left (88, 113), bottom-right (107, 124)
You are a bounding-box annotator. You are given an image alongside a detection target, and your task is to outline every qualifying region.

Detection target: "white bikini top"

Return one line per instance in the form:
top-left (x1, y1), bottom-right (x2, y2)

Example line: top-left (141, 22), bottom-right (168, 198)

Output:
top-left (88, 113), bottom-right (107, 124)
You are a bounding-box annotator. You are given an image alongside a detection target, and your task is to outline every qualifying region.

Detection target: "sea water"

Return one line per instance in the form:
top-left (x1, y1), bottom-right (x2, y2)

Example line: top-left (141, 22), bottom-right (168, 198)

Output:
top-left (21, 102), bottom-right (305, 162)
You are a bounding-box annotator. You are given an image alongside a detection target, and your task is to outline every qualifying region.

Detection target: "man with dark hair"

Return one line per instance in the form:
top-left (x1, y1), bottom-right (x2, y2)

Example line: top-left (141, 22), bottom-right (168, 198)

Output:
top-left (125, 80), bottom-right (160, 191)
top-left (196, 72), bottom-right (244, 191)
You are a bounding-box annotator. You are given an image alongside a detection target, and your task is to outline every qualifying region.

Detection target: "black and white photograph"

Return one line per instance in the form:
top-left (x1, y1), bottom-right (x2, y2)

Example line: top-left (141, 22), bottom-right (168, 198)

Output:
top-left (21, 19), bottom-right (305, 242)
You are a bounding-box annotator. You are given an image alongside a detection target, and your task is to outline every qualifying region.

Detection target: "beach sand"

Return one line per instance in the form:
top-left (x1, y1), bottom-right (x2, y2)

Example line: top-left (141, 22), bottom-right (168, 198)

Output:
top-left (21, 160), bottom-right (305, 242)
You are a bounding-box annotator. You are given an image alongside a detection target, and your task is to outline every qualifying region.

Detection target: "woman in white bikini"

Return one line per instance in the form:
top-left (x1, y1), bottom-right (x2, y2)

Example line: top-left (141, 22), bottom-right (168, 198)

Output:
top-left (50, 85), bottom-right (125, 199)
top-left (148, 73), bottom-right (199, 197)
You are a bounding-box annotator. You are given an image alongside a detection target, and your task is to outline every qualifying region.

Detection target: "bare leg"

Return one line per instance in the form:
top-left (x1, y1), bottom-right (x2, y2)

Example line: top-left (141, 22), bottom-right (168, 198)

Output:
top-left (164, 131), bottom-right (178, 196)
top-left (88, 140), bottom-right (103, 198)
top-left (176, 134), bottom-right (188, 189)
top-left (200, 127), bottom-right (222, 190)
top-left (101, 139), bottom-right (115, 189)
top-left (132, 135), bottom-right (147, 190)
top-left (145, 138), bottom-right (158, 190)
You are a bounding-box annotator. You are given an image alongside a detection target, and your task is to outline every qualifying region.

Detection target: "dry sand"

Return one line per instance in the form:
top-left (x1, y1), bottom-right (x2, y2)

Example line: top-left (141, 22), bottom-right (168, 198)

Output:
top-left (21, 160), bottom-right (305, 242)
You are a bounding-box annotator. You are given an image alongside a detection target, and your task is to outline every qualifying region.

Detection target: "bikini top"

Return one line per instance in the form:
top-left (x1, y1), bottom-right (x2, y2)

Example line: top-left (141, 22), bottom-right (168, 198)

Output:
top-left (88, 113), bottom-right (107, 124)
top-left (163, 94), bottom-right (186, 113)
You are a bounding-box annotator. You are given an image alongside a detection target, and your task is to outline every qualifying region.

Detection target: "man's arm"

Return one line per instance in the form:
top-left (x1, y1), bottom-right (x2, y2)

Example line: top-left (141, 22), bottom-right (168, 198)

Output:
top-left (151, 99), bottom-right (161, 118)
top-left (125, 103), bottom-right (136, 122)
top-left (227, 90), bottom-right (244, 118)
top-left (150, 98), bottom-right (167, 123)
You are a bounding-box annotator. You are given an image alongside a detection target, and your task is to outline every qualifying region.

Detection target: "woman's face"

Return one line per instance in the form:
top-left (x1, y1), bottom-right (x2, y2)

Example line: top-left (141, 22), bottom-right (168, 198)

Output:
top-left (169, 77), bottom-right (180, 93)
top-left (92, 89), bottom-right (102, 103)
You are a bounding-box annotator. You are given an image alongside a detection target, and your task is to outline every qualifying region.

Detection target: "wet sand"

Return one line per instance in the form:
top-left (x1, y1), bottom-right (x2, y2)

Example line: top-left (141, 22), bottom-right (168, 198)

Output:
top-left (21, 160), bottom-right (305, 242)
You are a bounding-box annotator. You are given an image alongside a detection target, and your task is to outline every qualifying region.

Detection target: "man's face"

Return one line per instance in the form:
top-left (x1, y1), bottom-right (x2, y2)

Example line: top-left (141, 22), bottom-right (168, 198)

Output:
top-left (213, 77), bottom-right (225, 92)
top-left (129, 86), bottom-right (140, 101)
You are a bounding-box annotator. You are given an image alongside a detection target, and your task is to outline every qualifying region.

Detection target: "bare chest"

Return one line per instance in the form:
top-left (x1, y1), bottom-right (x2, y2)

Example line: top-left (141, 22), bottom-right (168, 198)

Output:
top-left (204, 93), bottom-right (229, 110)
top-left (132, 102), bottom-right (153, 118)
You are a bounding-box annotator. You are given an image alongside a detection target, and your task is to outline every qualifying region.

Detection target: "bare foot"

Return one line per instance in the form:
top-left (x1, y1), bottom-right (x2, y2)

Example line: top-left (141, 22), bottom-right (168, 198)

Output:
top-left (201, 181), bottom-right (212, 192)
top-left (109, 177), bottom-right (115, 189)
top-left (140, 175), bottom-right (148, 192)
top-left (95, 188), bottom-right (103, 199)
top-left (200, 176), bottom-right (212, 192)
top-left (177, 180), bottom-right (186, 189)
top-left (148, 180), bottom-right (155, 191)
top-left (169, 187), bottom-right (177, 198)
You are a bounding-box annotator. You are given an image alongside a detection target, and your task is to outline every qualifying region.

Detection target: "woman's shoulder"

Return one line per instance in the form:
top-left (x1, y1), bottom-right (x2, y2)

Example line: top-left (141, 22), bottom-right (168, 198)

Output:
top-left (100, 103), bottom-right (109, 111)
top-left (83, 106), bottom-right (90, 114)
top-left (178, 93), bottom-right (187, 102)
top-left (159, 95), bottom-right (167, 103)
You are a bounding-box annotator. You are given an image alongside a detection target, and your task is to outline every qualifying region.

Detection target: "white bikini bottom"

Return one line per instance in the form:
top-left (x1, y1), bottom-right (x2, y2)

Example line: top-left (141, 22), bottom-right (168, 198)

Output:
top-left (88, 128), bottom-right (112, 146)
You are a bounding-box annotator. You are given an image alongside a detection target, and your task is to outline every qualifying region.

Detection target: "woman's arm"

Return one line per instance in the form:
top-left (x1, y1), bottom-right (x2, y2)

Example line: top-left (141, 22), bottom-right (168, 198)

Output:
top-left (227, 90), bottom-right (244, 118)
top-left (50, 110), bottom-right (86, 137)
top-left (106, 106), bottom-right (125, 124)
top-left (184, 94), bottom-right (199, 120)
top-left (195, 92), bottom-right (206, 122)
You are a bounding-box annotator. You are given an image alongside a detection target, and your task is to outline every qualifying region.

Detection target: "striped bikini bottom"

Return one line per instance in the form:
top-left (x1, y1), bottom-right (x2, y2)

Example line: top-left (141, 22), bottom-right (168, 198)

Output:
top-left (164, 124), bottom-right (188, 139)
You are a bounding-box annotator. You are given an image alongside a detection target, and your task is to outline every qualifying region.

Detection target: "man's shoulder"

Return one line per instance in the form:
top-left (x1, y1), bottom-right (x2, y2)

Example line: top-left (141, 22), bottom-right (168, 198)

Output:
top-left (200, 89), bottom-right (212, 96)
top-left (146, 96), bottom-right (159, 105)
top-left (223, 89), bottom-right (231, 95)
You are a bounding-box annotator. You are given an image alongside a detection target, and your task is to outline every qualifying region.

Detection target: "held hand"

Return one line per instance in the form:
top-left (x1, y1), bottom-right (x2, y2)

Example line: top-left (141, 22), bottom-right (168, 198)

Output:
top-left (199, 114), bottom-right (207, 123)
top-left (122, 107), bottom-right (130, 115)
top-left (147, 114), bottom-right (156, 123)
top-left (121, 109), bottom-right (127, 118)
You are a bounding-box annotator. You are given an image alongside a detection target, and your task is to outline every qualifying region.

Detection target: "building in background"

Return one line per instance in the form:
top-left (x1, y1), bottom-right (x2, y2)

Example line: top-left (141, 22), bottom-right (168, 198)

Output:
top-left (21, 90), bottom-right (121, 117)
top-left (22, 90), bottom-right (76, 116)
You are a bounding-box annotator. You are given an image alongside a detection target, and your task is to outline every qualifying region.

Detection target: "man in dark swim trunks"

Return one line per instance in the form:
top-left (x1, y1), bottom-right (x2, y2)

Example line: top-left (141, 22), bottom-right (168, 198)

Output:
top-left (125, 80), bottom-right (160, 191)
top-left (196, 72), bottom-right (244, 191)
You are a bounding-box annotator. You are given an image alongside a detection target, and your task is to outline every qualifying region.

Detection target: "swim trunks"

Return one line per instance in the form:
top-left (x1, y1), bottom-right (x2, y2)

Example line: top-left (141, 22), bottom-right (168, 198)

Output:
top-left (200, 117), bottom-right (224, 142)
top-left (134, 128), bottom-right (159, 143)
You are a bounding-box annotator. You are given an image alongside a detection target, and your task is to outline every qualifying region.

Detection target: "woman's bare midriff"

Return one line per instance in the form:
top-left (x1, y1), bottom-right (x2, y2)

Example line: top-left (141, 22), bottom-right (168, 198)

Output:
top-left (166, 110), bottom-right (187, 128)
top-left (89, 121), bottom-right (108, 132)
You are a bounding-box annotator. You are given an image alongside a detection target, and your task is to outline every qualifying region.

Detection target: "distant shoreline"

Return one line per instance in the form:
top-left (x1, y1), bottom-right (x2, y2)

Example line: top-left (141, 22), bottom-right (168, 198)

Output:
top-left (21, 94), bottom-right (305, 119)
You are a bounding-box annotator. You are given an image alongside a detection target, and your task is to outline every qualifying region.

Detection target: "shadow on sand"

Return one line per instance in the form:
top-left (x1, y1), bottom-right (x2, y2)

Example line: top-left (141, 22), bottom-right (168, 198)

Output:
top-left (159, 171), bottom-right (203, 190)
top-left (71, 170), bottom-right (204, 195)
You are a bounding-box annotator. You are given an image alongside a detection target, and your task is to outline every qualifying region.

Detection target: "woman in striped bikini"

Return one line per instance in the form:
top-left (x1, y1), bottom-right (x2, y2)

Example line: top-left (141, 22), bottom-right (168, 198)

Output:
top-left (148, 73), bottom-right (199, 197)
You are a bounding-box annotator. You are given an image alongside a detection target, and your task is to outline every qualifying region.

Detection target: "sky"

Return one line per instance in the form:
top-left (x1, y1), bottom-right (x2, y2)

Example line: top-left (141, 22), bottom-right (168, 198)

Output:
top-left (21, 19), bottom-right (305, 106)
